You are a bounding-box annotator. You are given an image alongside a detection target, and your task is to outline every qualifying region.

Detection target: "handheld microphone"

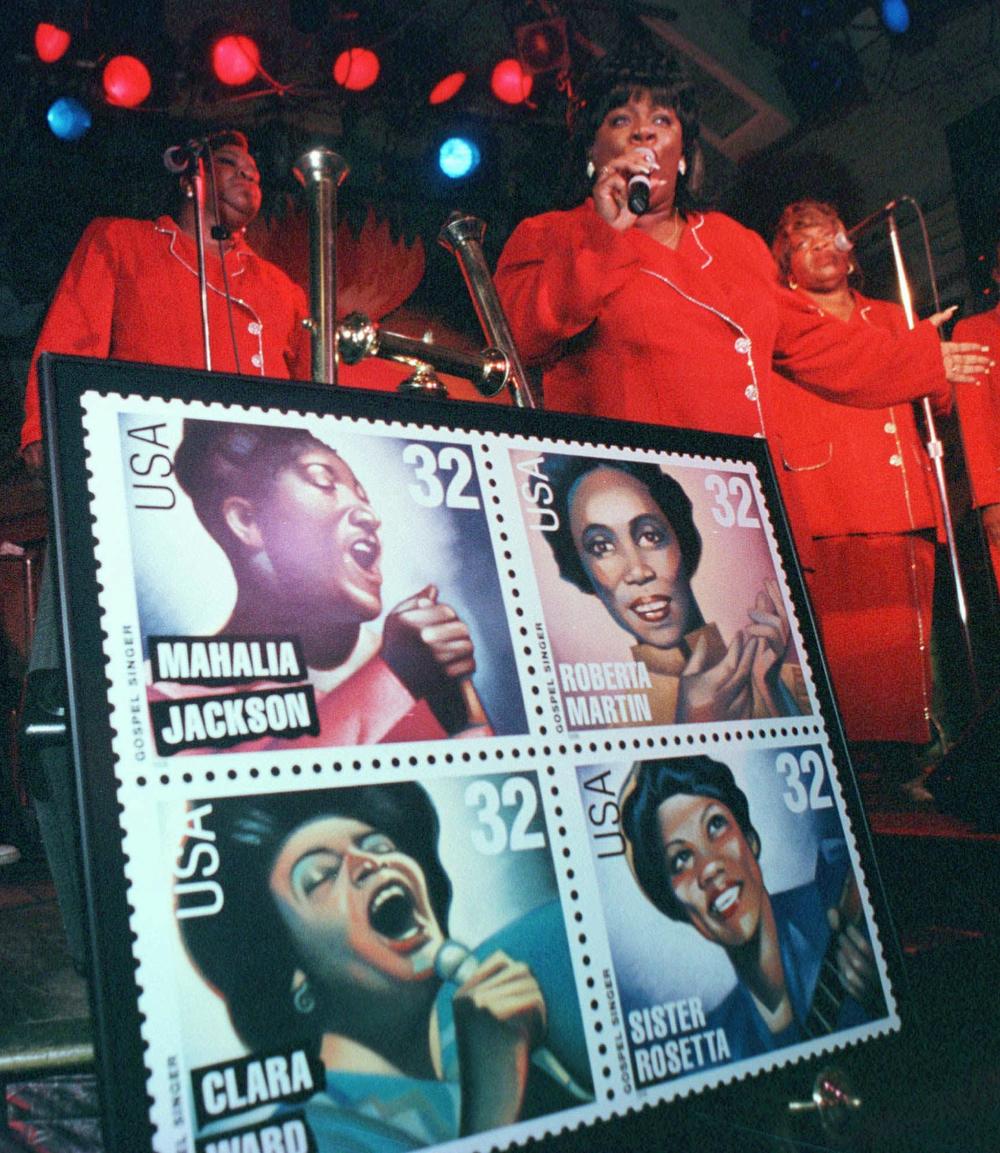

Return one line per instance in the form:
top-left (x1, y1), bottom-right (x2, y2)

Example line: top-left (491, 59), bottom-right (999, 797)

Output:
top-left (163, 139), bottom-right (207, 175)
top-left (434, 939), bottom-right (592, 1103)
top-left (434, 940), bottom-right (479, 986)
top-left (626, 148), bottom-right (656, 216)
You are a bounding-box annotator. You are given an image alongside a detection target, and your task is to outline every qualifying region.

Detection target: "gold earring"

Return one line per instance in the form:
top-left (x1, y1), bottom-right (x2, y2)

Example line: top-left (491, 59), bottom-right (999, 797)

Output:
top-left (788, 278), bottom-right (798, 290)
top-left (848, 261), bottom-right (856, 275)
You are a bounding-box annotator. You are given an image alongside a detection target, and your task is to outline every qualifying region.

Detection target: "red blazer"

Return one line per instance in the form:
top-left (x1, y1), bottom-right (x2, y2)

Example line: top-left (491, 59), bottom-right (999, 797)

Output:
top-left (766, 293), bottom-right (943, 545)
top-left (952, 307), bottom-right (1000, 509)
top-left (21, 216), bottom-right (311, 450)
top-left (494, 203), bottom-right (948, 437)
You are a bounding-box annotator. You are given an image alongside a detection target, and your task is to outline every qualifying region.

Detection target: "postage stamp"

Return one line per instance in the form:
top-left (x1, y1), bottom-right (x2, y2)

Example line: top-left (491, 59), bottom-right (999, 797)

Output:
top-left (68, 387), bottom-right (894, 1153)
top-left (504, 444), bottom-right (814, 734)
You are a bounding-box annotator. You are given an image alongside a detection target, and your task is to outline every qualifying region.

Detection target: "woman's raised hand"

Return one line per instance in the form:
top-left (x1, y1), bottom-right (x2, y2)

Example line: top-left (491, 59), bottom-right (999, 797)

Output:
top-left (591, 147), bottom-right (659, 230)
top-left (381, 584), bottom-right (478, 732)
top-left (939, 340), bottom-right (993, 384)
top-left (676, 630), bottom-right (757, 723)
top-left (452, 949), bottom-right (546, 1134)
top-left (745, 578), bottom-right (792, 717)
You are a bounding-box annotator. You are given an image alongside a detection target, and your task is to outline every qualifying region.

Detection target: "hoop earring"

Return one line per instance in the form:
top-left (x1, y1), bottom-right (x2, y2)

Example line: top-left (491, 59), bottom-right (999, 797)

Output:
top-left (847, 261), bottom-right (856, 275)
top-left (788, 278), bottom-right (798, 291)
top-left (586, 159), bottom-right (596, 180)
top-left (293, 980), bottom-right (315, 1015)
top-left (678, 157), bottom-right (687, 177)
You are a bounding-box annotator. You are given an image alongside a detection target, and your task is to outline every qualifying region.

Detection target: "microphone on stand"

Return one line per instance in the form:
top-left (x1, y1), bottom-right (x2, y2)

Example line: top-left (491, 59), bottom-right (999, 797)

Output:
top-left (163, 139), bottom-right (208, 174)
top-left (837, 197), bottom-right (905, 248)
top-left (627, 148), bottom-right (656, 216)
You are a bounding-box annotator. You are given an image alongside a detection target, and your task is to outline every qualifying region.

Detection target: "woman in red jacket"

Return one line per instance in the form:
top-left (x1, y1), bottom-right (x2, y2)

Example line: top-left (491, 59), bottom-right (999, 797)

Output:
top-left (493, 42), bottom-right (988, 437)
top-left (20, 131), bottom-right (311, 470)
top-left (767, 199), bottom-right (951, 800)
top-left (952, 240), bottom-right (1000, 594)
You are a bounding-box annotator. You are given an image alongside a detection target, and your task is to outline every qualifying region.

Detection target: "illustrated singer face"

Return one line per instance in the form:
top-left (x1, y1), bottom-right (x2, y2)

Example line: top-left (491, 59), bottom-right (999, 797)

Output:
top-left (567, 465), bottom-right (700, 649)
top-left (178, 784), bottom-right (454, 1056)
top-left (167, 420), bottom-right (491, 744)
top-left (618, 754), bottom-right (881, 1061)
top-left (174, 422), bottom-right (385, 626)
top-left (268, 813), bottom-right (447, 1004)
top-left (241, 442), bottom-right (384, 622)
top-left (655, 791), bottom-right (766, 950)
top-left (620, 756), bottom-right (763, 936)
top-left (543, 455), bottom-right (704, 651)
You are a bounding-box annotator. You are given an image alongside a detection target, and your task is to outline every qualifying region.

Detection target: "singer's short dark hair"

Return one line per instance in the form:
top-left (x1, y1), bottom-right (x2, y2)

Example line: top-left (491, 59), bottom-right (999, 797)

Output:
top-left (620, 756), bottom-right (759, 922)
top-left (204, 129), bottom-right (251, 153)
top-left (540, 455), bottom-right (702, 595)
top-left (178, 783), bottom-right (452, 1053)
top-left (568, 31), bottom-right (706, 215)
top-left (173, 419), bottom-right (341, 555)
top-left (772, 198), bottom-right (862, 288)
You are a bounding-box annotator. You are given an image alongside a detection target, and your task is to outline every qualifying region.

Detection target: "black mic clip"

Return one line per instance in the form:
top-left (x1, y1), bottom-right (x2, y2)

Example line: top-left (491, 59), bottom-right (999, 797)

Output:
top-left (163, 138), bottom-right (208, 175)
top-left (845, 197), bottom-right (906, 242)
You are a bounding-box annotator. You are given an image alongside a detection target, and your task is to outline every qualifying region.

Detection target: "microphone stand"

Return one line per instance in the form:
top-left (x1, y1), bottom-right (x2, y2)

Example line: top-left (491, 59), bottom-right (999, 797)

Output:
top-left (881, 198), bottom-right (981, 709)
top-left (188, 151), bottom-right (213, 372)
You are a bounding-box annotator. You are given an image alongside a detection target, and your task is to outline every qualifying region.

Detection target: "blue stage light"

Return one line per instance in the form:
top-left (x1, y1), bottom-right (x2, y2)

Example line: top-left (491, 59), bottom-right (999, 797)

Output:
top-left (47, 97), bottom-right (92, 141)
top-left (881, 0), bottom-right (911, 34)
top-left (438, 136), bottom-right (480, 179)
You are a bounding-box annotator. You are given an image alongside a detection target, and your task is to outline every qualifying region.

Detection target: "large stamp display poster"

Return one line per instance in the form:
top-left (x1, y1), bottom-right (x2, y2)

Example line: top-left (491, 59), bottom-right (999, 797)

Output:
top-left (43, 357), bottom-right (900, 1153)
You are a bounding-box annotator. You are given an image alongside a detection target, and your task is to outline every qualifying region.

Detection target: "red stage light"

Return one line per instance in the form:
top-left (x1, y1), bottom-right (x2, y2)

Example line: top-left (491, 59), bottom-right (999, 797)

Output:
top-left (35, 22), bottom-right (71, 64)
top-left (212, 34), bottom-right (261, 86)
top-left (332, 48), bottom-right (380, 91)
top-left (102, 55), bottom-right (152, 108)
top-left (429, 71), bottom-right (467, 106)
top-left (515, 17), bottom-right (569, 75)
top-left (490, 58), bottom-right (532, 104)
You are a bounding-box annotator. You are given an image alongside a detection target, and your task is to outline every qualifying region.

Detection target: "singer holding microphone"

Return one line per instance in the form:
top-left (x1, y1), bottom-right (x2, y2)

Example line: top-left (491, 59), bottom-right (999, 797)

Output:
top-left (179, 783), bottom-right (592, 1150)
top-left (494, 33), bottom-right (991, 435)
top-left (160, 419), bottom-right (492, 747)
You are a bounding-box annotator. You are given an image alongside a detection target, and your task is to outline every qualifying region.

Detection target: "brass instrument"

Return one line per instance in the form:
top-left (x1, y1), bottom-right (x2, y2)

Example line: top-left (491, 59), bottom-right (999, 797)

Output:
top-left (336, 313), bottom-right (510, 397)
top-left (293, 147), bottom-right (349, 385)
top-left (294, 147), bottom-right (537, 407)
top-left (438, 212), bottom-right (539, 408)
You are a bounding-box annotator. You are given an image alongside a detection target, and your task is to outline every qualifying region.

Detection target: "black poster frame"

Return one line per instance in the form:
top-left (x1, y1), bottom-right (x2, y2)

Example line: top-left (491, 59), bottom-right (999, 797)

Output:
top-left (41, 353), bottom-right (908, 1153)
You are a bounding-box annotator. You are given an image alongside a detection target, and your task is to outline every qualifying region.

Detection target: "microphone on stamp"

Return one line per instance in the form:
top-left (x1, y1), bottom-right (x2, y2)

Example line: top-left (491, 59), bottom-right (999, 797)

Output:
top-left (434, 939), bottom-right (593, 1102)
